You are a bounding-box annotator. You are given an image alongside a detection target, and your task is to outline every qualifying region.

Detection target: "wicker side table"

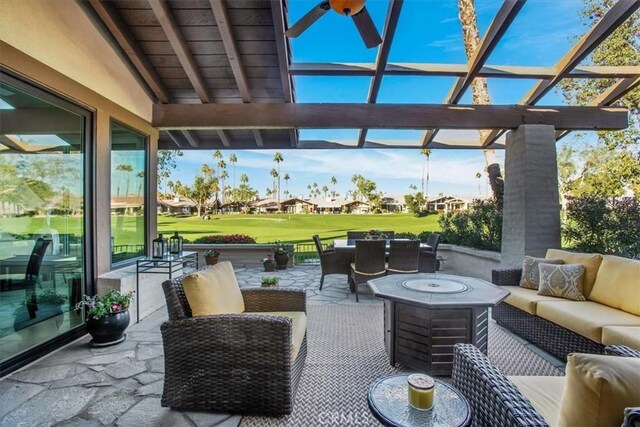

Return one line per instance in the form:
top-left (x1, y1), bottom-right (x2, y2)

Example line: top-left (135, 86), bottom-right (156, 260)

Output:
top-left (368, 374), bottom-right (471, 427)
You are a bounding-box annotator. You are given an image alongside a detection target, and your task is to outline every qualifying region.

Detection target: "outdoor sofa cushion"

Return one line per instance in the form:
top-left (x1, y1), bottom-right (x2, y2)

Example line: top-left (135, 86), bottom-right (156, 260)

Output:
top-left (602, 326), bottom-right (640, 350)
top-left (545, 249), bottom-right (602, 297)
top-left (519, 256), bottom-right (564, 290)
top-left (501, 286), bottom-right (571, 315)
top-left (508, 376), bottom-right (565, 426)
top-left (182, 261), bottom-right (245, 316)
top-left (244, 311), bottom-right (307, 361)
top-left (589, 255), bottom-right (640, 316)
top-left (558, 353), bottom-right (640, 427)
top-left (536, 301), bottom-right (640, 343)
top-left (537, 264), bottom-right (586, 301)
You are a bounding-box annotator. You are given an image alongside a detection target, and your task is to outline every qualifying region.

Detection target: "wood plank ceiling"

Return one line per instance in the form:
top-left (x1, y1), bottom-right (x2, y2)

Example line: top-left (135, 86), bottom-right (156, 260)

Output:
top-left (85, 0), bottom-right (640, 150)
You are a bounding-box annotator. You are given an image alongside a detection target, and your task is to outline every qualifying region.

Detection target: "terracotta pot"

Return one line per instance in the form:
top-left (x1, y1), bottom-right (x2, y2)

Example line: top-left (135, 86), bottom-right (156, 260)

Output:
top-left (205, 256), bottom-right (219, 266)
top-left (274, 253), bottom-right (289, 270)
top-left (87, 310), bottom-right (130, 346)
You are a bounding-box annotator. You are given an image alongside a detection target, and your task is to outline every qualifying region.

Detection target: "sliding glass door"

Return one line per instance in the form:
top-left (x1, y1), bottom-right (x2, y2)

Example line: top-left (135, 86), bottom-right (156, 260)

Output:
top-left (0, 72), bottom-right (91, 371)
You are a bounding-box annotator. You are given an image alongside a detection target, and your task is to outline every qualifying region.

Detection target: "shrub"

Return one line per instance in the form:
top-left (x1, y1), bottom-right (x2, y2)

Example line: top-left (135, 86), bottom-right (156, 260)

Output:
top-left (191, 234), bottom-right (256, 244)
top-left (438, 199), bottom-right (502, 252)
top-left (75, 290), bottom-right (134, 320)
top-left (564, 196), bottom-right (639, 259)
top-left (395, 232), bottom-right (417, 240)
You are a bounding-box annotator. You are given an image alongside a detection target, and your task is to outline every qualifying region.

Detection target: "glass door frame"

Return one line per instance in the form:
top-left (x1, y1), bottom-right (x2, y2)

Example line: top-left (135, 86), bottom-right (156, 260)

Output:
top-left (0, 69), bottom-right (95, 375)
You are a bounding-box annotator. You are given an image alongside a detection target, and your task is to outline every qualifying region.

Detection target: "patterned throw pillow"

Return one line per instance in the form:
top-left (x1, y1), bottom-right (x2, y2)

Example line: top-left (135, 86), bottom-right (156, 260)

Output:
top-left (519, 256), bottom-right (564, 290)
top-left (537, 264), bottom-right (586, 301)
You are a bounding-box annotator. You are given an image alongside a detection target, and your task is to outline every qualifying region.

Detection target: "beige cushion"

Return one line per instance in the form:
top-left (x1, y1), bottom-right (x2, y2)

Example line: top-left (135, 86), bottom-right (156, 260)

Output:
top-left (589, 255), bottom-right (640, 316)
top-left (537, 264), bottom-right (586, 301)
top-left (537, 301), bottom-right (640, 343)
top-left (602, 326), bottom-right (640, 350)
top-left (558, 353), bottom-right (640, 427)
top-left (182, 261), bottom-right (245, 316)
top-left (502, 286), bottom-right (570, 315)
top-left (520, 256), bottom-right (564, 290)
top-left (545, 249), bottom-right (602, 297)
top-left (244, 311), bottom-right (307, 361)
top-left (509, 376), bottom-right (565, 426)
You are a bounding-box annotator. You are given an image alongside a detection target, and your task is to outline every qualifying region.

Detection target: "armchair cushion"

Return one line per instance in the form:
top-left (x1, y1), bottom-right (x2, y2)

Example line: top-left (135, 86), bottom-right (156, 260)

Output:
top-left (558, 353), bottom-right (640, 427)
top-left (182, 261), bottom-right (245, 316)
top-left (244, 311), bottom-right (307, 360)
top-left (589, 255), bottom-right (640, 316)
top-left (537, 264), bottom-right (586, 301)
top-left (602, 326), bottom-right (640, 350)
top-left (545, 249), bottom-right (602, 297)
top-left (520, 256), bottom-right (564, 290)
top-left (508, 376), bottom-right (565, 426)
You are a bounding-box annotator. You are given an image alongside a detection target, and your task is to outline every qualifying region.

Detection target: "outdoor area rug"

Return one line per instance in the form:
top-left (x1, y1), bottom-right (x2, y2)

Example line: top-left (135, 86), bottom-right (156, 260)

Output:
top-left (241, 304), bottom-right (563, 427)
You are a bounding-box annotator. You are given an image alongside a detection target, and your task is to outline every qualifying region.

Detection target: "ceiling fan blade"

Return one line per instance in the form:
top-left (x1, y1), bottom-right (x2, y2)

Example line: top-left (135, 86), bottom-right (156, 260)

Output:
top-left (285, 1), bottom-right (330, 38)
top-left (352, 6), bottom-right (382, 48)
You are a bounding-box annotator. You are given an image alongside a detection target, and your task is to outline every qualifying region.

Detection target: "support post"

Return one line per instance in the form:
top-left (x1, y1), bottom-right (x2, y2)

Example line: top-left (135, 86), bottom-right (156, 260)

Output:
top-left (501, 125), bottom-right (561, 267)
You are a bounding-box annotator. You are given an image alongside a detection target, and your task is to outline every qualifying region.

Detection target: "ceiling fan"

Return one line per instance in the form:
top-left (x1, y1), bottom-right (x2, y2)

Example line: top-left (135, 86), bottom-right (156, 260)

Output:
top-left (285, 0), bottom-right (382, 48)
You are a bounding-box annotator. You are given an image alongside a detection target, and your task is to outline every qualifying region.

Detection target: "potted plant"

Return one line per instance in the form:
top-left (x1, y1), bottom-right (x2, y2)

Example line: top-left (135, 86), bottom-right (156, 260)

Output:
top-left (262, 254), bottom-right (276, 272)
top-left (273, 243), bottom-right (291, 270)
top-left (75, 290), bottom-right (134, 347)
top-left (366, 229), bottom-right (384, 240)
top-left (203, 249), bottom-right (220, 265)
top-left (261, 276), bottom-right (279, 288)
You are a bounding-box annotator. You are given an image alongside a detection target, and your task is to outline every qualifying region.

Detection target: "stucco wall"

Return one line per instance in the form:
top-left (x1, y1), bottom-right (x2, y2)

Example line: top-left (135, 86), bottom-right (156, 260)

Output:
top-left (437, 244), bottom-right (501, 282)
top-left (0, 0), bottom-right (153, 121)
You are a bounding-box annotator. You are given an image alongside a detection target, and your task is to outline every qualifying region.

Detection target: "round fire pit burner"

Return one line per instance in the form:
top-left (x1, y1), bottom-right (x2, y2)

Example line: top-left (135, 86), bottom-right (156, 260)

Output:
top-left (400, 278), bottom-right (468, 294)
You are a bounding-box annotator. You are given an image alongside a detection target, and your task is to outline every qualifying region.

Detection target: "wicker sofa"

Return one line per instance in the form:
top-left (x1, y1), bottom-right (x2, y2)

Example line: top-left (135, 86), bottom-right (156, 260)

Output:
top-left (492, 250), bottom-right (640, 361)
top-left (160, 262), bottom-right (307, 415)
top-left (452, 343), bottom-right (640, 427)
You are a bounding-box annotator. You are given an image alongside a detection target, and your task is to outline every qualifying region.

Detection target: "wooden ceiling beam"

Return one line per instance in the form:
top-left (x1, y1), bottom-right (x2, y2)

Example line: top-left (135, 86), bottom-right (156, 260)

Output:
top-left (153, 103), bottom-right (629, 130)
top-left (271, 0), bottom-right (298, 148)
top-left (216, 130), bottom-right (231, 147)
top-left (166, 130), bottom-right (185, 148)
top-left (148, 0), bottom-right (211, 103)
top-left (423, 0), bottom-right (524, 147)
top-left (290, 62), bottom-right (640, 78)
top-left (521, 0), bottom-right (640, 105)
top-left (358, 0), bottom-right (404, 147)
top-left (88, 0), bottom-right (170, 103)
top-left (556, 76), bottom-right (640, 140)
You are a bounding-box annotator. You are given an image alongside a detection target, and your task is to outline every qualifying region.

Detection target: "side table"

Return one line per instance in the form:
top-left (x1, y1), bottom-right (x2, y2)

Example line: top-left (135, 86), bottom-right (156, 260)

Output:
top-left (367, 374), bottom-right (471, 427)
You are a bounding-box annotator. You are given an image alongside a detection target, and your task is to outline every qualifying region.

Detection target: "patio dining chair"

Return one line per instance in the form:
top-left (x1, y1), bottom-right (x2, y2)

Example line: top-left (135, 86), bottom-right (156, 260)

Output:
top-left (347, 231), bottom-right (367, 240)
top-left (419, 233), bottom-right (441, 273)
top-left (349, 239), bottom-right (386, 302)
top-left (0, 237), bottom-right (51, 294)
top-left (387, 240), bottom-right (420, 274)
top-left (313, 234), bottom-right (352, 290)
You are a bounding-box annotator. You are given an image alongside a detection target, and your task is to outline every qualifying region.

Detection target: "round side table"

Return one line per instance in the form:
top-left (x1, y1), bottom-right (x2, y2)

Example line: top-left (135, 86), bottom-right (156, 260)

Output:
top-left (367, 374), bottom-right (471, 427)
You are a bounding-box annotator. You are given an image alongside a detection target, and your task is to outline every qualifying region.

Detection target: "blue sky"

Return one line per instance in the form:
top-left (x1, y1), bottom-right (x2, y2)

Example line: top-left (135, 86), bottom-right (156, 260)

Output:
top-left (167, 0), bottom-right (595, 200)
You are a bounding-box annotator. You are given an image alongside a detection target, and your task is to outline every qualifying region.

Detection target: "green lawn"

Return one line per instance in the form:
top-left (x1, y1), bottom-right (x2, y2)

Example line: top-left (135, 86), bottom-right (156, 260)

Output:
top-left (1, 213), bottom-right (441, 246)
top-left (158, 213), bottom-right (441, 244)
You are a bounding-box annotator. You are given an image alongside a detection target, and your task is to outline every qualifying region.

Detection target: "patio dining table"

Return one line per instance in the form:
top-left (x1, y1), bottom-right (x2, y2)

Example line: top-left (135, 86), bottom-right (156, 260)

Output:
top-left (333, 239), bottom-right (432, 253)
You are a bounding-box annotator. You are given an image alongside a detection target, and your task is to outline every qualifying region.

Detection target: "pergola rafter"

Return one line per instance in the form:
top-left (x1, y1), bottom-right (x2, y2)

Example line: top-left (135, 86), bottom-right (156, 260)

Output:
top-left (422, 0), bottom-right (525, 147)
top-left (357, 0), bottom-right (404, 147)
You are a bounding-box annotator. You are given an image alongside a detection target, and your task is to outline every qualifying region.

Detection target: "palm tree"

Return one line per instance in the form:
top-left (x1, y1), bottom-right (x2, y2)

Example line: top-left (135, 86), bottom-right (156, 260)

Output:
top-left (421, 149), bottom-right (431, 198)
top-left (229, 153), bottom-right (238, 200)
top-left (322, 185), bottom-right (329, 198)
top-left (476, 172), bottom-right (482, 194)
top-left (136, 171), bottom-right (145, 197)
top-left (116, 163), bottom-right (133, 197)
top-left (273, 152), bottom-right (283, 206)
top-left (458, 0), bottom-right (497, 169)
top-left (330, 176), bottom-right (337, 197)
top-left (269, 168), bottom-right (279, 200)
top-left (220, 170), bottom-right (228, 204)
top-left (284, 173), bottom-right (290, 195)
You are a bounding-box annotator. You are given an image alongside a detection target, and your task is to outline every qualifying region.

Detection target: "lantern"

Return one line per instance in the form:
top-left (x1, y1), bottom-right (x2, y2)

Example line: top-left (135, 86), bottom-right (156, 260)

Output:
top-left (169, 231), bottom-right (183, 255)
top-left (152, 234), bottom-right (166, 259)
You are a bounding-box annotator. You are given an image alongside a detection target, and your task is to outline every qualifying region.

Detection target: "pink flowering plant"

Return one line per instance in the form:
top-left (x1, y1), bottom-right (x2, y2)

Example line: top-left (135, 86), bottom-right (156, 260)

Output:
top-left (192, 234), bottom-right (256, 244)
top-left (75, 290), bottom-right (134, 320)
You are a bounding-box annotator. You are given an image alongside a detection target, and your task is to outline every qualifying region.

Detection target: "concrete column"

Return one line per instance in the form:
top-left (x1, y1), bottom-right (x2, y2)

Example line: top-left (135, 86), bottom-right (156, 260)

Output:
top-left (95, 111), bottom-right (112, 277)
top-left (501, 125), bottom-right (561, 267)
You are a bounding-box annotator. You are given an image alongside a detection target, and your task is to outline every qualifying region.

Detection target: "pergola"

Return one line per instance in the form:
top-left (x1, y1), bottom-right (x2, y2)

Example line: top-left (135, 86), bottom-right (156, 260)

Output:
top-left (82, 0), bottom-right (639, 150)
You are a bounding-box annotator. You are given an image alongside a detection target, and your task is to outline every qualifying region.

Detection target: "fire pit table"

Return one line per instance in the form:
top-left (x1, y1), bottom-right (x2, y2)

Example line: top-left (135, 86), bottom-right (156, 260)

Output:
top-left (368, 273), bottom-right (509, 375)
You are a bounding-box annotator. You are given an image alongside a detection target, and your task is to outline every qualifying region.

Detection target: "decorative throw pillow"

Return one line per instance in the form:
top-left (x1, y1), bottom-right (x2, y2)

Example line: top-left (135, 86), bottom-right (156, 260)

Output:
top-left (537, 263), bottom-right (586, 301)
top-left (519, 256), bottom-right (564, 289)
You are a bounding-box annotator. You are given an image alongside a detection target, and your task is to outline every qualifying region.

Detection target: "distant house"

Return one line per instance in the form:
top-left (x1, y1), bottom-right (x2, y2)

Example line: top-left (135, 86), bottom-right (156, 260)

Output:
top-left (380, 195), bottom-right (406, 212)
top-left (157, 197), bottom-right (196, 215)
top-left (280, 197), bottom-right (315, 214)
top-left (111, 195), bottom-right (144, 215)
top-left (343, 200), bottom-right (371, 214)
top-left (427, 195), bottom-right (469, 213)
top-left (309, 197), bottom-right (344, 214)
top-left (250, 198), bottom-right (279, 214)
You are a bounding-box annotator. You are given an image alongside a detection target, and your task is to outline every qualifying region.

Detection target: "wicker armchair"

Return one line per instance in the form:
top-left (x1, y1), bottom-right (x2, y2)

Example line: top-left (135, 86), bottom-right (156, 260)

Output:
top-left (418, 233), bottom-right (441, 273)
top-left (387, 240), bottom-right (420, 274)
top-left (313, 234), bottom-right (352, 289)
top-left (160, 272), bottom-right (307, 415)
top-left (452, 343), bottom-right (640, 427)
top-left (349, 239), bottom-right (386, 302)
top-left (347, 231), bottom-right (367, 240)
